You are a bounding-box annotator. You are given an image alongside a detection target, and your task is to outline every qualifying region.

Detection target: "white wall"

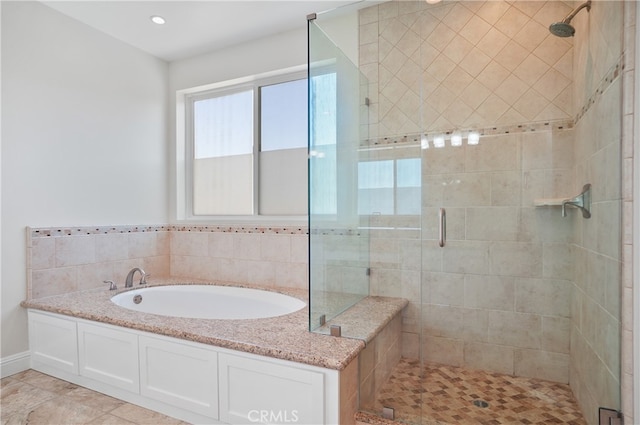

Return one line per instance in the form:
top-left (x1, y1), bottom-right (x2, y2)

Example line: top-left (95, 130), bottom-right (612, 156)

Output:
top-left (1, 1), bottom-right (169, 361)
top-left (1, 1), bottom-right (358, 366)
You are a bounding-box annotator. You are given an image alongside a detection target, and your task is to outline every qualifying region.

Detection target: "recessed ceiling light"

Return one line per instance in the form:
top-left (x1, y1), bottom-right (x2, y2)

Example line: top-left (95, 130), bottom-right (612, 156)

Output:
top-left (150, 15), bottom-right (166, 25)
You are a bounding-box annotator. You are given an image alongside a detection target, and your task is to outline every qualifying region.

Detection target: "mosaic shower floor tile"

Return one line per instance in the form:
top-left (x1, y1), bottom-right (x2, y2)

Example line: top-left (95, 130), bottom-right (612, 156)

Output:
top-left (363, 358), bottom-right (586, 425)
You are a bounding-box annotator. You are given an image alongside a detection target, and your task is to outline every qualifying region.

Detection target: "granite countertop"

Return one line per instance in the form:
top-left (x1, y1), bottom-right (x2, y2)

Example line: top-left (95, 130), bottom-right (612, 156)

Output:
top-left (21, 278), bottom-right (407, 371)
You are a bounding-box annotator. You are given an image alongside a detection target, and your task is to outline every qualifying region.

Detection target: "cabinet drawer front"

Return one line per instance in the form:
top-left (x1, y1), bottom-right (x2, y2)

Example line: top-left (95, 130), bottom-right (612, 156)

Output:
top-left (139, 335), bottom-right (218, 419)
top-left (28, 311), bottom-right (78, 374)
top-left (219, 353), bottom-right (324, 425)
top-left (77, 322), bottom-right (139, 392)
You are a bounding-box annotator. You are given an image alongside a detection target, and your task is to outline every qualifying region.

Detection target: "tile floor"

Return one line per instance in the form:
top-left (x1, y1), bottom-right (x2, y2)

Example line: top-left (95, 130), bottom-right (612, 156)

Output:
top-left (1, 369), bottom-right (185, 425)
top-left (3, 362), bottom-right (588, 425)
top-left (362, 358), bottom-right (587, 425)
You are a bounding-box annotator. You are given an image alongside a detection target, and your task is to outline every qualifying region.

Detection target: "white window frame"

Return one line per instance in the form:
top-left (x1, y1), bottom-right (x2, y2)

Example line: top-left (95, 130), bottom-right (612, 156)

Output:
top-left (175, 65), bottom-right (308, 223)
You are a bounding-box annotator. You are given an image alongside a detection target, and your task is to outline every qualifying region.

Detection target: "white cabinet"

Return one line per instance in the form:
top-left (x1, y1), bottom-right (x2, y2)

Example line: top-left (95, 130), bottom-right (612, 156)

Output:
top-left (78, 322), bottom-right (139, 393)
top-left (27, 310), bottom-right (342, 424)
top-left (219, 353), bottom-right (325, 425)
top-left (28, 311), bottom-right (78, 375)
top-left (139, 335), bottom-right (218, 419)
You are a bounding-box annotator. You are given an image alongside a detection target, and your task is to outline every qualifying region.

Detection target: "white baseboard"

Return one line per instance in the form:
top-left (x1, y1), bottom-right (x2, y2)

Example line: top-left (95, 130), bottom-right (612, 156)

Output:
top-left (1, 351), bottom-right (30, 378)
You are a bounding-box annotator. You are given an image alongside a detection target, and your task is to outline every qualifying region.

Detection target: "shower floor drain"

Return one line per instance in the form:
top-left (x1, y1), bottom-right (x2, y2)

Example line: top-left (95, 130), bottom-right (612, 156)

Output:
top-left (472, 400), bottom-right (489, 408)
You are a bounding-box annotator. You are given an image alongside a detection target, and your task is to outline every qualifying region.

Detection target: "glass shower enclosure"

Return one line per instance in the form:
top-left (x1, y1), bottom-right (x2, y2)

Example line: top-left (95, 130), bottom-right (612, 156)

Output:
top-left (308, 1), bottom-right (623, 424)
top-left (307, 17), bottom-right (372, 336)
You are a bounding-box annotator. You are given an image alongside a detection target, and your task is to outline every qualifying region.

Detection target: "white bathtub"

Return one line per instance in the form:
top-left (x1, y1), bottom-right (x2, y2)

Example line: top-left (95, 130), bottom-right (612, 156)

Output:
top-left (111, 285), bottom-right (305, 320)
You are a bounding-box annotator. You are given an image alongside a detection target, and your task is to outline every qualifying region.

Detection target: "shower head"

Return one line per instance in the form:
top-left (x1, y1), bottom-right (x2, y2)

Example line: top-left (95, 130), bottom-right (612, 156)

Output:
top-left (549, 0), bottom-right (591, 37)
top-left (549, 21), bottom-right (576, 37)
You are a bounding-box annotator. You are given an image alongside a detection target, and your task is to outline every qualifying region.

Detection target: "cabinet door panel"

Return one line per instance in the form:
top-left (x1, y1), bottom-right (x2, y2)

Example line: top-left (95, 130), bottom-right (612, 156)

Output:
top-left (219, 353), bottom-right (324, 425)
top-left (29, 311), bottom-right (78, 374)
top-left (139, 335), bottom-right (218, 419)
top-left (78, 322), bottom-right (139, 392)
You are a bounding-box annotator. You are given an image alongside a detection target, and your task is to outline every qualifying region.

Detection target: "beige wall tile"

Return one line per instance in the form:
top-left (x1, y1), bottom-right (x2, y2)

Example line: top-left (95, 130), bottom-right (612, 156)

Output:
top-left (31, 237), bottom-right (55, 270)
top-left (443, 241), bottom-right (490, 275)
top-left (464, 342), bottom-right (514, 375)
top-left (488, 311), bottom-right (541, 349)
top-left (170, 231), bottom-right (208, 257)
top-left (32, 267), bottom-right (77, 299)
top-left (95, 234), bottom-right (129, 262)
top-left (464, 275), bottom-right (514, 311)
top-left (489, 241), bottom-right (542, 278)
top-left (428, 272), bottom-right (464, 306)
top-left (422, 336), bottom-right (463, 367)
top-left (515, 278), bottom-right (571, 318)
top-left (55, 235), bottom-right (95, 267)
top-left (514, 349), bottom-right (569, 383)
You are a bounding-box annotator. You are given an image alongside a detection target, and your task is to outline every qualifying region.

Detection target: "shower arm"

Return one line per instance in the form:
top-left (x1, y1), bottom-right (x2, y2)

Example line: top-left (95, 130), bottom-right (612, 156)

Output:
top-left (561, 1), bottom-right (591, 23)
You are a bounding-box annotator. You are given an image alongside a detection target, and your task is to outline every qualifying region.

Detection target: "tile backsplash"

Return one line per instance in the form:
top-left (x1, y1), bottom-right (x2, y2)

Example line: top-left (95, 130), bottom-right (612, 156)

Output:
top-left (27, 225), bottom-right (308, 299)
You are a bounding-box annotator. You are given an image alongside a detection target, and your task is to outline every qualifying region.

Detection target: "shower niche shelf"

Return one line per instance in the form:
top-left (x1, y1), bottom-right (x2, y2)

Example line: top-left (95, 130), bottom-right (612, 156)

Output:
top-left (533, 198), bottom-right (565, 207)
top-left (533, 184), bottom-right (592, 219)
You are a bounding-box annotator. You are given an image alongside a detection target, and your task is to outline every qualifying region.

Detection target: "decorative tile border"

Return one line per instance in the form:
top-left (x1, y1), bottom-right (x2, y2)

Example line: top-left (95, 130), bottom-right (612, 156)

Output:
top-left (575, 54), bottom-right (625, 123)
top-left (30, 225), bottom-right (171, 238)
top-left (30, 224), bottom-right (310, 238)
top-left (170, 225), bottom-right (308, 235)
top-left (362, 118), bottom-right (575, 149)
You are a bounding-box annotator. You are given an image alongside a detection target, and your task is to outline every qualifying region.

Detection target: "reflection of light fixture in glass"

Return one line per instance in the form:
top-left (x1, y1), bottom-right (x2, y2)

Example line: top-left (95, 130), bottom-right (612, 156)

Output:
top-left (433, 134), bottom-right (445, 148)
top-left (425, 0), bottom-right (442, 3)
top-left (468, 131), bottom-right (480, 145)
top-left (309, 150), bottom-right (325, 158)
top-left (150, 15), bottom-right (166, 25)
top-left (451, 132), bottom-right (463, 147)
top-left (421, 134), bottom-right (429, 149)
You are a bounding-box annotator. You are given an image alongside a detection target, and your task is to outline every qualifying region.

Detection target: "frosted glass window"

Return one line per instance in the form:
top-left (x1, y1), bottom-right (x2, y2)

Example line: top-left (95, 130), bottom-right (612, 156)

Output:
top-left (357, 158), bottom-right (421, 215)
top-left (397, 158), bottom-right (421, 215)
top-left (187, 71), bottom-right (310, 218)
top-left (261, 79), bottom-right (307, 151)
top-left (194, 90), bottom-right (253, 158)
top-left (309, 72), bottom-right (337, 215)
top-left (358, 160), bottom-right (394, 215)
top-left (259, 78), bottom-right (308, 215)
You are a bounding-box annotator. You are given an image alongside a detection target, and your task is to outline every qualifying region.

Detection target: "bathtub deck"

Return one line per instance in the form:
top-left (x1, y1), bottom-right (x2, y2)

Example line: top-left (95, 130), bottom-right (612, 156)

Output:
top-left (21, 278), bottom-right (407, 371)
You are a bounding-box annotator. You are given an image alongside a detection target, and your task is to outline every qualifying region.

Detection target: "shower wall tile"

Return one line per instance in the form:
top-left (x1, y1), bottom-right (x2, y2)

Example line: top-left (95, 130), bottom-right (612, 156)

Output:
top-left (514, 349), bottom-right (569, 383)
top-left (541, 316), bottom-right (570, 354)
top-left (426, 272), bottom-right (464, 306)
top-left (442, 241), bottom-right (491, 275)
top-left (489, 241), bottom-right (542, 278)
top-left (464, 342), bottom-right (514, 375)
top-left (364, 0), bottom-right (574, 138)
top-left (463, 275), bottom-right (514, 311)
top-left (487, 310), bottom-right (541, 350)
top-left (462, 308), bottom-right (489, 342)
top-left (514, 278), bottom-right (571, 317)
top-left (465, 207), bottom-right (519, 241)
top-left (422, 336), bottom-right (463, 366)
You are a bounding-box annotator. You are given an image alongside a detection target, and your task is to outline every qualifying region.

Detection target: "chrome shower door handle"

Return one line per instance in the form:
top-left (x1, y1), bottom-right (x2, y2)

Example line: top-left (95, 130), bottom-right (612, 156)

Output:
top-left (438, 208), bottom-right (446, 247)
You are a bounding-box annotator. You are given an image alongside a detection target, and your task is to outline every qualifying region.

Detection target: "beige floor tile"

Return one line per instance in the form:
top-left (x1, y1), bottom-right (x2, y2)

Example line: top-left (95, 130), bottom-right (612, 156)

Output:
top-left (65, 386), bottom-right (126, 413)
top-left (0, 381), bottom-right (56, 418)
top-left (109, 404), bottom-right (183, 425)
top-left (18, 398), bottom-right (105, 425)
top-left (87, 413), bottom-right (137, 424)
top-left (17, 371), bottom-right (79, 395)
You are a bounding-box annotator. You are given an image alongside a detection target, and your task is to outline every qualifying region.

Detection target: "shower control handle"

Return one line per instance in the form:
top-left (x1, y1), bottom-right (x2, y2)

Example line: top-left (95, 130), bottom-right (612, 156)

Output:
top-left (438, 208), bottom-right (446, 248)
